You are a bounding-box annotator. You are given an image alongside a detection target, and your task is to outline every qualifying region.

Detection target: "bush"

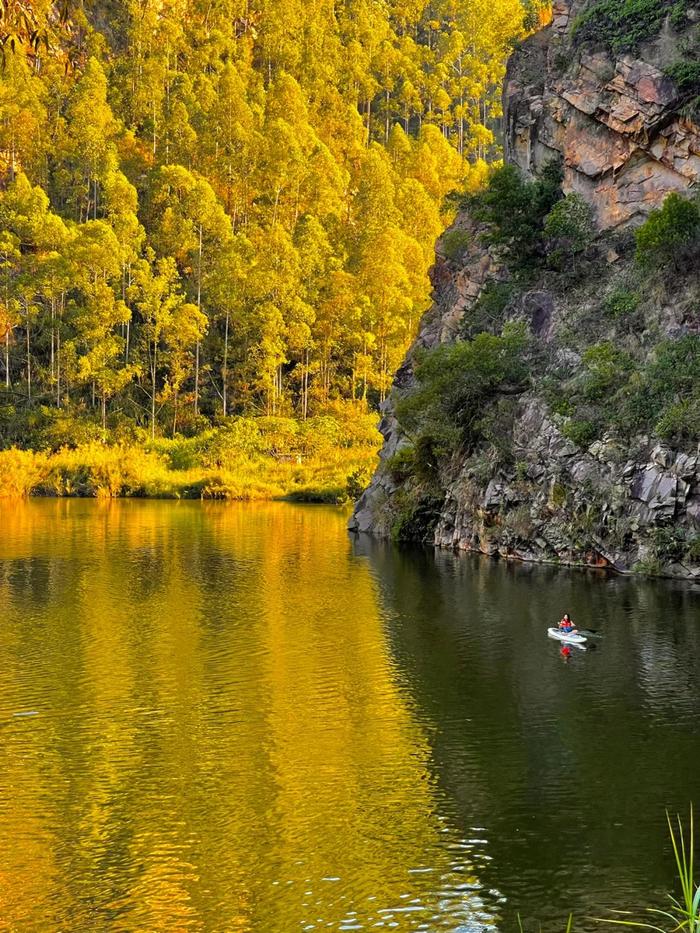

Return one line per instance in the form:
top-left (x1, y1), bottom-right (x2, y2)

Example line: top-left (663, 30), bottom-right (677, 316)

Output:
top-left (0, 448), bottom-right (47, 496)
top-left (572, 0), bottom-right (689, 53)
top-left (441, 228), bottom-right (471, 261)
top-left (551, 396), bottom-right (574, 417)
top-left (0, 412), bottom-right (382, 501)
top-left (581, 342), bottom-right (635, 401)
top-left (605, 287), bottom-right (640, 318)
top-left (470, 161), bottom-right (563, 273)
top-left (562, 419), bottom-right (597, 448)
top-left (635, 192), bottom-right (700, 269)
top-left (387, 446), bottom-right (416, 482)
top-left (652, 526), bottom-right (688, 562)
top-left (665, 20), bottom-right (700, 112)
top-left (666, 58), bottom-right (700, 93)
top-left (544, 192), bottom-right (596, 267)
top-left (346, 466), bottom-right (371, 501)
top-left (396, 324), bottom-right (532, 459)
top-left (654, 397), bottom-right (700, 442)
top-left (618, 335), bottom-right (700, 436)
top-left (461, 280), bottom-right (517, 338)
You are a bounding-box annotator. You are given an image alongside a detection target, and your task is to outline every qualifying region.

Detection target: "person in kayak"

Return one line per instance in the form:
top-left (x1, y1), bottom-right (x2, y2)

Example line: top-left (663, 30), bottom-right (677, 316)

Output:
top-left (559, 613), bottom-right (577, 634)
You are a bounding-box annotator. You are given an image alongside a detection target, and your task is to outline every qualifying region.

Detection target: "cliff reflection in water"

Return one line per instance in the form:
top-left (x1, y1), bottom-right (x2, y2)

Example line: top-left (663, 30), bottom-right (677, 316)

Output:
top-left (0, 500), bottom-right (498, 933)
top-left (354, 533), bottom-right (700, 929)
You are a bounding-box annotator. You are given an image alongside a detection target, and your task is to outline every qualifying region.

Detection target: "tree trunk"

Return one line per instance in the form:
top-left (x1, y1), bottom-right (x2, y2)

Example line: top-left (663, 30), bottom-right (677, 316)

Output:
top-left (303, 348), bottom-right (310, 420)
top-left (385, 87), bottom-right (390, 143)
top-left (222, 310), bottom-right (229, 417)
top-left (50, 298), bottom-right (55, 388)
top-left (26, 316), bottom-right (31, 400)
top-left (195, 223), bottom-right (203, 415)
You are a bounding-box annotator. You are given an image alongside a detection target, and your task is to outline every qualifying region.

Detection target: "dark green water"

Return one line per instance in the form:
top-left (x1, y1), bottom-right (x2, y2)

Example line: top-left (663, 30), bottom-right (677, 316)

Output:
top-left (0, 500), bottom-right (698, 931)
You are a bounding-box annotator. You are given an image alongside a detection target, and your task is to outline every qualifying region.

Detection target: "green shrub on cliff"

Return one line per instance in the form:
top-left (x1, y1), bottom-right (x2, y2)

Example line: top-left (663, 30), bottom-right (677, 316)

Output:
top-left (617, 336), bottom-right (700, 438)
top-left (562, 419), bottom-right (598, 448)
top-left (471, 162), bottom-right (563, 273)
top-left (655, 398), bottom-right (700, 442)
top-left (605, 287), bottom-right (640, 318)
top-left (635, 192), bottom-right (700, 269)
top-left (396, 324), bottom-right (531, 459)
top-left (572, 0), bottom-right (689, 53)
top-left (544, 193), bottom-right (596, 268)
top-left (441, 229), bottom-right (471, 261)
top-left (581, 342), bottom-right (635, 401)
top-left (460, 281), bottom-right (518, 339)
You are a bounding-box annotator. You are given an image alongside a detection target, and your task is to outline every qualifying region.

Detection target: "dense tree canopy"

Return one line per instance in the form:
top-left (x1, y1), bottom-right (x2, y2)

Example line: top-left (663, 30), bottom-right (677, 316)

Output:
top-left (0, 0), bottom-right (545, 439)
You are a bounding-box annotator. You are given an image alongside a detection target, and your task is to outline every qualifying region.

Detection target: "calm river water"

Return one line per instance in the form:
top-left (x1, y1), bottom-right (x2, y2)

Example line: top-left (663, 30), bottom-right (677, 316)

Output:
top-left (0, 500), bottom-right (698, 932)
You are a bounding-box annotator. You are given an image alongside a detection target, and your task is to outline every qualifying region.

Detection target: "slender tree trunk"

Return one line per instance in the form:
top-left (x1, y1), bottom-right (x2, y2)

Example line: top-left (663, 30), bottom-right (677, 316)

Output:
top-left (56, 326), bottom-right (61, 407)
top-left (302, 347), bottom-right (310, 420)
top-left (385, 87), bottom-right (390, 143)
top-left (151, 361), bottom-right (157, 439)
top-left (101, 391), bottom-right (106, 432)
top-left (5, 331), bottom-right (9, 388)
top-left (50, 298), bottom-right (55, 389)
top-left (152, 98), bottom-right (157, 156)
top-left (222, 310), bottom-right (229, 417)
top-left (195, 223), bottom-right (203, 415)
top-left (272, 187), bottom-right (281, 228)
top-left (26, 316), bottom-right (31, 400)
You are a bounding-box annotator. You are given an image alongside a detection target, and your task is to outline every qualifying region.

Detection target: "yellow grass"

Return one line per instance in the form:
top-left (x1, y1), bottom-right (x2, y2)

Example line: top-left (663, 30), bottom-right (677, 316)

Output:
top-left (0, 416), bottom-right (381, 502)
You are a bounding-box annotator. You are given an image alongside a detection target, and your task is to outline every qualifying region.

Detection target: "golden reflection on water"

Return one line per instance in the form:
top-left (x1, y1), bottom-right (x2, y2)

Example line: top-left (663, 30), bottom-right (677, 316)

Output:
top-left (0, 500), bottom-right (496, 932)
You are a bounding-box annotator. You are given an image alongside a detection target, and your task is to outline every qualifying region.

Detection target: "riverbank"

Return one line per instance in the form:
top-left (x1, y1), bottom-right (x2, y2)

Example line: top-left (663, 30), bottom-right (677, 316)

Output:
top-left (0, 413), bottom-right (381, 502)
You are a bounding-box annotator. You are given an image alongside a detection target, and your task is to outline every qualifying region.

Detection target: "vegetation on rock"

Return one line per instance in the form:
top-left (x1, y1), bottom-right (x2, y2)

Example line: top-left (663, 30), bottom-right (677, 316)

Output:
top-left (572, 0), bottom-right (690, 53)
top-left (469, 161), bottom-right (564, 274)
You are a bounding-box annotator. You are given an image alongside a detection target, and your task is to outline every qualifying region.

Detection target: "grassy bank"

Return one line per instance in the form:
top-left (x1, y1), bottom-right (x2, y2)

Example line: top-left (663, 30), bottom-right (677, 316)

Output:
top-left (0, 412), bottom-right (381, 503)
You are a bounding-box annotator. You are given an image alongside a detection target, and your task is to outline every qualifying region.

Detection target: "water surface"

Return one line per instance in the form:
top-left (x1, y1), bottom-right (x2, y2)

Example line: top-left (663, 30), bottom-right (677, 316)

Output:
top-left (0, 500), bottom-right (698, 931)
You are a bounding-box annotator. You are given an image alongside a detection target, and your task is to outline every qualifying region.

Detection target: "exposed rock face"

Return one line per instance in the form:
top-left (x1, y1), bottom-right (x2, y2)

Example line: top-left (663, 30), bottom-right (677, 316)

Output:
top-left (505, 0), bottom-right (700, 230)
top-left (350, 2), bottom-right (700, 581)
top-left (432, 406), bottom-right (700, 580)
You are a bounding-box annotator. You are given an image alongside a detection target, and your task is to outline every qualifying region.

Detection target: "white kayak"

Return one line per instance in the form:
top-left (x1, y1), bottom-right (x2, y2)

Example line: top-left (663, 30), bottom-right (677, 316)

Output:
top-left (547, 627), bottom-right (587, 646)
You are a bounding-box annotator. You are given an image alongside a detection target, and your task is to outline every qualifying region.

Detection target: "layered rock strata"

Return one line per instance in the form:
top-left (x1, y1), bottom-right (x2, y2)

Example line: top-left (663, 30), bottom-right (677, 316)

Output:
top-left (505, 0), bottom-right (700, 228)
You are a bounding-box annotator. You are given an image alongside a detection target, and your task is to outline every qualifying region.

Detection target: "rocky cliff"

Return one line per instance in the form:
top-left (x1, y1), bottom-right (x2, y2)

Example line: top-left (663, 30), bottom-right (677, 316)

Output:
top-left (506, 0), bottom-right (700, 228)
top-left (350, 0), bottom-right (700, 581)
